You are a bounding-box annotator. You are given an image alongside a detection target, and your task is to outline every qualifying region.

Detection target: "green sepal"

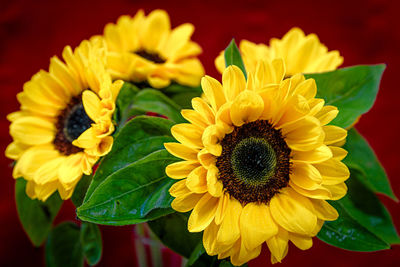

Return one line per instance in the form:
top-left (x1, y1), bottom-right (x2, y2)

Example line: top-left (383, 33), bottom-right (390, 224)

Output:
top-left (343, 128), bottom-right (397, 200)
top-left (45, 222), bottom-right (84, 267)
top-left (15, 178), bottom-right (63, 247)
top-left (305, 64), bottom-right (385, 128)
top-left (224, 39), bottom-right (247, 79)
top-left (148, 212), bottom-right (202, 258)
top-left (80, 222), bottom-right (102, 266)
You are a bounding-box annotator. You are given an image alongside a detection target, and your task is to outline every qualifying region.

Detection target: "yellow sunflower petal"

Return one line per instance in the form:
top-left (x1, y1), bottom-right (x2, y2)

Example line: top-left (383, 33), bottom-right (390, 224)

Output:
top-left (290, 162), bottom-right (322, 190)
top-left (166, 160), bottom-right (200, 179)
top-left (230, 90), bottom-right (264, 126)
top-left (171, 123), bottom-right (203, 149)
top-left (291, 145), bottom-right (333, 164)
top-left (323, 125), bottom-right (347, 145)
top-left (58, 153), bottom-right (84, 190)
top-left (315, 158), bottom-right (350, 185)
top-left (140, 9), bottom-right (170, 52)
top-left (34, 157), bottom-right (66, 184)
top-left (201, 76), bottom-right (226, 112)
top-left (10, 116), bottom-right (55, 145)
top-left (289, 233), bottom-right (313, 250)
top-left (206, 165), bottom-right (223, 197)
top-left (324, 183), bottom-right (348, 200)
top-left (203, 220), bottom-right (220, 255)
top-left (82, 90), bottom-right (102, 122)
top-left (217, 197), bottom-right (242, 247)
top-left (186, 166), bottom-right (208, 193)
top-left (164, 143), bottom-right (198, 161)
top-left (202, 125), bottom-right (223, 156)
top-left (310, 199), bottom-right (338, 220)
top-left (240, 203), bottom-right (278, 250)
top-left (266, 227), bottom-right (289, 263)
top-left (188, 193), bottom-right (219, 232)
top-left (270, 188), bottom-right (317, 235)
top-left (222, 65), bottom-right (246, 101)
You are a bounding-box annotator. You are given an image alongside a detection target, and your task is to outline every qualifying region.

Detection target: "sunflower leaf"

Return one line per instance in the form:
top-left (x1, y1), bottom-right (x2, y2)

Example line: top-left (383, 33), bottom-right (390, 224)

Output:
top-left (15, 178), bottom-right (63, 247)
top-left (336, 168), bottom-right (400, 244)
top-left (113, 82), bottom-right (140, 125)
top-left (45, 222), bottom-right (84, 267)
top-left (80, 222), bottom-right (102, 266)
top-left (148, 212), bottom-right (202, 259)
top-left (131, 89), bottom-right (186, 123)
top-left (317, 196), bottom-right (391, 251)
top-left (224, 39), bottom-right (247, 79)
top-left (77, 149), bottom-right (178, 225)
top-left (343, 128), bottom-right (397, 200)
top-left (83, 116), bottom-right (175, 203)
top-left (162, 83), bottom-right (203, 109)
top-left (305, 64), bottom-right (385, 128)
top-left (71, 175), bottom-right (92, 207)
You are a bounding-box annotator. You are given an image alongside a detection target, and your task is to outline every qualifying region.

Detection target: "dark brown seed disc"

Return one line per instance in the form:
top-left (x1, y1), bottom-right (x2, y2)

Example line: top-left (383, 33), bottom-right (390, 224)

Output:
top-left (134, 50), bottom-right (166, 64)
top-left (53, 94), bottom-right (93, 155)
top-left (216, 120), bottom-right (291, 205)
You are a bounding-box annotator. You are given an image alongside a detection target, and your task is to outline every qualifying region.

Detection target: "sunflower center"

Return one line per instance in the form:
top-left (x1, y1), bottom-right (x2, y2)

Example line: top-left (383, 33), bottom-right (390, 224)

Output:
top-left (231, 137), bottom-right (277, 185)
top-left (135, 50), bottom-right (166, 64)
top-left (216, 120), bottom-right (291, 205)
top-left (53, 94), bottom-right (93, 155)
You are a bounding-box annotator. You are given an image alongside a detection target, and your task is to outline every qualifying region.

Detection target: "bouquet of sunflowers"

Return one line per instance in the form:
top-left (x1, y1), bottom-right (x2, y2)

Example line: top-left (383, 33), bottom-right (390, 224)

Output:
top-left (6, 9), bottom-right (399, 267)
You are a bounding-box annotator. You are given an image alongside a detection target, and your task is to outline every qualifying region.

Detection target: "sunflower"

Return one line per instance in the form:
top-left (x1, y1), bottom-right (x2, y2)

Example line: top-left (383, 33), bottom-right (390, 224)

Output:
top-left (215, 27), bottom-right (343, 77)
top-left (165, 59), bottom-right (349, 265)
top-left (103, 9), bottom-right (205, 89)
top-left (5, 39), bottom-right (123, 201)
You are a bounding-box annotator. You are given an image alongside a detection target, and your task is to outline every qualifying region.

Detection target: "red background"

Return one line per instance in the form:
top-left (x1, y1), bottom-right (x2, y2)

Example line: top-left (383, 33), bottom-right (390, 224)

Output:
top-left (1, 0), bottom-right (400, 266)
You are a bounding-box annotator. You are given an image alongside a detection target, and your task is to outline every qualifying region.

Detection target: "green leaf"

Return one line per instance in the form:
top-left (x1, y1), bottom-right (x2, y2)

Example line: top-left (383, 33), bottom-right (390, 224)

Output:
top-left (187, 242), bottom-right (206, 266)
top-left (83, 116), bottom-right (175, 202)
top-left (338, 168), bottom-right (400, 244)
top-left (77, 149), bottom-right (178, 225)
top-left (71, 175), bottom-right (92, 207)
top-left (305, 64), bottom-right (385, 128)
top-left (224, 39), bottom-right (247, 79)
top-left (317, 200), bottom-right (390, 251)
top-left (15, 178), bottom-right (63, 247)
top-left (113, 82), bottom-right (140, 124)
top-left (132, 89), bottom-right (185, 123)
top-left (148, 212), bottom-right (202, 258)
top-left (343, 128), bottom-right (397, 200)
top-left (46, 222), bottom-right (84, 267)
top-left (80, 222), bottom-right (102, 266)
top-left (162, 83), bottom-right (202, 109)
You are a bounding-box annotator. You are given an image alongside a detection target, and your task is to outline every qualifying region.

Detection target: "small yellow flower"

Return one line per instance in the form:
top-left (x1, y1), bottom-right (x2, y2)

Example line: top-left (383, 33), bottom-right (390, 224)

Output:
top-left (6, 38), bottom-right (123, 201)
top-left (215, 27), bottom-right (343, 77)
top-left (103, 9), bottom-right (205, 88)
top-left (165, 60), bottom-right (349, 265)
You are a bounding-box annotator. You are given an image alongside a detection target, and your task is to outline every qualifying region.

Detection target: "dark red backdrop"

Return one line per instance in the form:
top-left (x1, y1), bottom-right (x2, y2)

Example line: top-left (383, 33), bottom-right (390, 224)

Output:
top-left (1, 0), bottom-right (400, 266)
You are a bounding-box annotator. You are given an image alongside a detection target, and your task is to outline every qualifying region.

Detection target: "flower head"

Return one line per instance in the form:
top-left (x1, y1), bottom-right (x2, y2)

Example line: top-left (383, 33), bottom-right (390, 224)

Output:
top-left (6, 39), bottom-right (123, 201)
top-left (103, 9), bottom-right (205, 88)
top-left (215, 28), bottom-right (343, 77)
top-left (165, 60), bottom-right (349, 265)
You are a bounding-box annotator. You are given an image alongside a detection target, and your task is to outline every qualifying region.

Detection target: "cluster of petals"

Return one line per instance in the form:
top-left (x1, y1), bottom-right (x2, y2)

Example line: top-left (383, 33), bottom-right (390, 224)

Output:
top-left (165, 59), bottom-right (350, 265)
top-left (103, 9), bottom-right (205, 88)
top-left (6, 39), bottom-right (123, 201)
top-left (215, 27), bottom-right (343, 76)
